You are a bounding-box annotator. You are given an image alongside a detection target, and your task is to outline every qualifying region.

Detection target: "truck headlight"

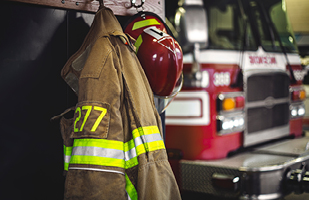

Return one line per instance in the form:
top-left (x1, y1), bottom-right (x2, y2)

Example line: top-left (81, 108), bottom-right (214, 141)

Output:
top-left (290, 103), bottom-right (305, 118)
top-left (217, 112), bottom-right (245, 135)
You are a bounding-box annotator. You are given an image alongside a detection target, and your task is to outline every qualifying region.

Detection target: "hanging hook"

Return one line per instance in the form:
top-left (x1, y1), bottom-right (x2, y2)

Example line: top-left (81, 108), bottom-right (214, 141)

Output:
top-left (131, 0), bottom-right (145, 8)
top-left (98, 0), bottom-right (104, 6)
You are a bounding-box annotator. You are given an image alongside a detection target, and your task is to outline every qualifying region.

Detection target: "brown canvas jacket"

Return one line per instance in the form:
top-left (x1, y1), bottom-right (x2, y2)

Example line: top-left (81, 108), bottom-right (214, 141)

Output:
top-left (59, 6), bottom-right (181, 200)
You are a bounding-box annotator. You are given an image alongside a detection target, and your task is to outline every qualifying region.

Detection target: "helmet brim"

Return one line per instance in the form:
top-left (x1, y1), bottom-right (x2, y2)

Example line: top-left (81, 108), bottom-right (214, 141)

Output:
top-left (154, 73), bottom-right (183, 113)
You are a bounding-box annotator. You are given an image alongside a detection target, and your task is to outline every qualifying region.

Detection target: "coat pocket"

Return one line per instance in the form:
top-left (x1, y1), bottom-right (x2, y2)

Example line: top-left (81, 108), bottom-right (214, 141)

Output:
top-left (71, 101), bottom-right (111, 139)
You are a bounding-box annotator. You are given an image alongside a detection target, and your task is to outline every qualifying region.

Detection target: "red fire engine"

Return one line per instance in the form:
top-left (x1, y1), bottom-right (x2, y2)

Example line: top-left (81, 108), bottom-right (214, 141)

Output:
top-left (165, 0), bottom-right (309, 199)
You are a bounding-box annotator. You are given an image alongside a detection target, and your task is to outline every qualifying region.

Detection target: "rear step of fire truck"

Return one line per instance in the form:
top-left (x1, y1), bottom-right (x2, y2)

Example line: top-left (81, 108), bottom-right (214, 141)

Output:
top-left (179, 136), bottom-right (309, 199)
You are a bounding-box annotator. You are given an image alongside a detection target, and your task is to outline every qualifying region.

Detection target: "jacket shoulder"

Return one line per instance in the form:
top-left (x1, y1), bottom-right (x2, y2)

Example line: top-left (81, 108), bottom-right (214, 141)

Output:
top-left (80, 37), bottom-right (115, 79)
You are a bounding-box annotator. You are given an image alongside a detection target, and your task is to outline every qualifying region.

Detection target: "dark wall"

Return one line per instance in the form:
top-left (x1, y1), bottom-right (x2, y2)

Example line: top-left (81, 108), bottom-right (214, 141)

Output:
top-left (0, 2), bottom-right (175, 199)
top-left (0, 2), bottom-right (94, 199)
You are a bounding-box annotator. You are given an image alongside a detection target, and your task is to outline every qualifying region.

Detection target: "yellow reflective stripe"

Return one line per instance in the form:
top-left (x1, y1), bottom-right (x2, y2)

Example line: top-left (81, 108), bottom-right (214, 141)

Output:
top-left (64, 162), bottom-right (69, 171)
top-left (125, 157), bottom-right (138, 169)
top-left (132, 126), bottom-right (160, 138)
top-left (133, 126), bottom-right (147, 152)
top-left (64, 145), bottom-right (72, 171)
top-left (135, 144), bottom-right (147, 157)
top-left (125, 173), bottom-right (138, 200)
top-left (143, 126), bottom-right (160, 135)
top-left (132, 126), bottom-right (164, 152)
top-left (134, 35), bottom-right (143, 53)
top-left (147, 140), bottom-right (165, 151)
top-left (70, 139), bottom-right (125, 168)
top-left (64, 145), bottom-right (73, 156)
top-left (132, 128), bottom-right (140, 139)
top-left (73, 138), bottom-right (124, 151)
top-left (132, 18), bottom-right (160, 31)
top-left (70, 155), bottom-right (125, 168)
top-left (67, 126), bottom-right (164, 170)
top-left (124, 139), bottom-right (135, 152)
top-left (124, 139), bottom-right (139, 169)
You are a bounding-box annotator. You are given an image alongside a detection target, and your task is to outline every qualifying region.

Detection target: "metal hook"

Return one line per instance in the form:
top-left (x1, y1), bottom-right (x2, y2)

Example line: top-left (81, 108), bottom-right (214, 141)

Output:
top-left (131, 0), bottom-right (145, 8)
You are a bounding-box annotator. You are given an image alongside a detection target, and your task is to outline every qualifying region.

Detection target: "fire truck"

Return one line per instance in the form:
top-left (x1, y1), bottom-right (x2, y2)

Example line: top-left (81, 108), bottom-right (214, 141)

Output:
top-left (164, 0), bottom-right (309, 199)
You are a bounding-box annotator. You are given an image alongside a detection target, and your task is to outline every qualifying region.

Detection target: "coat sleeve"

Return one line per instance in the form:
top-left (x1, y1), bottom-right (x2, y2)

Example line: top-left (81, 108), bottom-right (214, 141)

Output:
top-left (118, 36), bottom-right (182, 200)
top-left (63, 37), bottom-right (128, 200)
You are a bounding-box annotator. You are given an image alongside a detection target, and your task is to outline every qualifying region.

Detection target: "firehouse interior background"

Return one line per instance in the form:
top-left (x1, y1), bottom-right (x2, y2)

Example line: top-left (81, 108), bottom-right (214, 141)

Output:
top-left (1, 0), bottom-right (309, 200)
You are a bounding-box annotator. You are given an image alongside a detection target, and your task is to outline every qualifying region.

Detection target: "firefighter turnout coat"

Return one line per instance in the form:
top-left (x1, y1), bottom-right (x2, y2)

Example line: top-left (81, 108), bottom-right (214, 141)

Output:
top-left (59, 5), bottom-right (181, 200)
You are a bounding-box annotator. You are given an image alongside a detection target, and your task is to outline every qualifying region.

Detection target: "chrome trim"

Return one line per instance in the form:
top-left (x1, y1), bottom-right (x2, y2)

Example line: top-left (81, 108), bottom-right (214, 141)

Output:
top-left (217, 110), bottom-right (244, 119)
top-left (244, 125), bottom-right (289, 147)
top-left (240, 193), bottom-right (281, 200)
top-left (290, 85), bottom-right (305, 93)
top-left (218, 91), bottom-right (245, 100)
top-left (246, 97), bottom-right (290, 109)
top-left (179, 137), bottom-right (309, 199)
top-left (239, 154), bottom-right (309, 172)
top-left (180, 151), bottom-right (309, 172)
top-left (243, 70), bottom-right (290, 147)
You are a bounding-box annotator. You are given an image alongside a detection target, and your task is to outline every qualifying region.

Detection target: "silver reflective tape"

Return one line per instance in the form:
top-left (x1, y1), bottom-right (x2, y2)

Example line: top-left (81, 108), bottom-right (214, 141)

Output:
top-left (69, 167), bottom-right (125, 175)
top-left (124, 147), bottom-right (137, 161)
top-left (72, 146), bottom-right (124, 160)
top-left (134, 136), bottom-right (143, 147)
top-left (64, 155), bottom-right (71, 164)
top-left (134, 133), bottom-right (162, 147)
top-left (144, 133), bottom-right (162, 143)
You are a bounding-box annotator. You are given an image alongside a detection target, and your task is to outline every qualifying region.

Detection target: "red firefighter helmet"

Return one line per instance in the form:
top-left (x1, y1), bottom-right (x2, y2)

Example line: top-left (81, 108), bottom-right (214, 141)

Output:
top-left (124, 12), bottom-right (183, 113)
top-left (124, 12), bottom-right (168, 40)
